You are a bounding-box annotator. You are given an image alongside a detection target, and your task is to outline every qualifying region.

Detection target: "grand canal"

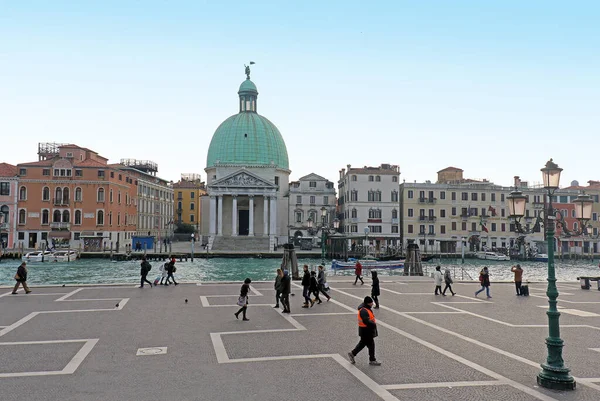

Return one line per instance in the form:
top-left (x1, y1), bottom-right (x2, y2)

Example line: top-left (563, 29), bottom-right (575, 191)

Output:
top-left (1, 257), bottom-right (599, 286)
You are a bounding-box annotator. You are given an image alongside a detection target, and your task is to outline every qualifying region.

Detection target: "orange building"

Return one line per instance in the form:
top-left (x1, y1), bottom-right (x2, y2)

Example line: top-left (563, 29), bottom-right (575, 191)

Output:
top-left (0, 163), bottom-right (19, 248)
top-left (16, 143), bottom-right (137, 251)
top-left (173, 174), bottom-right (206, 231)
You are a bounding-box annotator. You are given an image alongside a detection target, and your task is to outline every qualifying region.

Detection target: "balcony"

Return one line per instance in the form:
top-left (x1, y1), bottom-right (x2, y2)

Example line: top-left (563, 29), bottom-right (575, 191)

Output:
top-left (418, 198), bottom-right (437, 204)
top-left (0, 222), bottom-right (7, 230)
top-left (418, 216), bottom-right (436, 222)
top-left (427, 232), bottom-right (436, 236)
top-left (50, 222), bottom-right (71, 230)
top-left (53, 198), bottom-right (70, 206)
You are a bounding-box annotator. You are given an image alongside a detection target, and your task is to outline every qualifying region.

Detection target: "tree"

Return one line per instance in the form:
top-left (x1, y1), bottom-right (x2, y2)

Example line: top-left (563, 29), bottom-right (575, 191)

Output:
top-left (174, 222), bottom-right (195, 234)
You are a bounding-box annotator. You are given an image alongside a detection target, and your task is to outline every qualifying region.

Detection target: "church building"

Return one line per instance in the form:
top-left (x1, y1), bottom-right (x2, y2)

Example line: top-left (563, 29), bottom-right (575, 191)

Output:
top-left (201, 68), bottom-right (290, 251)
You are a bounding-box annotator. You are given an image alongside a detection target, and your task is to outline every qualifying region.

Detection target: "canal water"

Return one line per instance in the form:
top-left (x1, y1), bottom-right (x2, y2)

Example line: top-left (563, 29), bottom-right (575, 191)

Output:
top-left (1, 257), bottom-right (599, 286)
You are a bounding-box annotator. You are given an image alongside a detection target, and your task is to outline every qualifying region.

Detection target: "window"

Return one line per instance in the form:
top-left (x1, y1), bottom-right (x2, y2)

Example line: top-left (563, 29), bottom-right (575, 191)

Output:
top-left (471, 193), bottom-right (478, 201)
top-left (75, 187), bottom-right (82, 202)
top-left (18, 232), bottom-right (24, 240)
top-left (351, 208), bottom-right (357, 218)
top-left (452, 192), bottom-right (456, 201)
top-left (419, 225), bottom-right (426, 234)
top-left (295, 211), bottom-right (302, 223)
top-left (42, 186), bottom-right (50, 201)
top-left (74, 232), bottom-right (81, 240)
top-left (53, 210), bottom-right (61, 222)
top-left (310, 196), bottom-right (315, 204)
top-left (368, 225), bottom-right (382, 233)
top-left (440, 209), bottom-right (446, 218)
top-left (19, 168), bottom-right (26, 176)
top-left (110, 172), bottom-right (114, 178)
top-left (593, 212), bottom-right (598, 221)
top-left (0, 182), bottom-right (9, 196)
top-left (491, 223), bottom-right (497, 232)
top-left (190, 215), bottom-right (195, 222)
top-left (501, 193), bottom-right (505, 202)
top-left (351, 225), bottom-right (358, 233)
top-left (391, 190), bottom-right (399, 202)
top-left (191, 192), bottom-right (195, 199)
top-left (501, 208), bottom-right (505, 217)
top-left (41, 209), bottom-right (49, 225)
top-left (368, 176), bottom-right (374, 182)
top-left (75, 169), bottom-right (83, 177)
top-left (309, 181), bottom-right (316, 187)
top-left (296, 195), bottom-right (302, 204)
top-left (118, 191), bottom-right (121, 204)
top-left (451, 222), bottom-right (457, 231)
top-left (19, 186), bottom-right (27, 200)
top-left (368, 191), bottom-right (382, 202)
top-left (109, 212), bottom-right (113, 226)
top-left (491, 193), bottom-right (496, 202)
top-left (462, 222), bottom-right (467, 231)
top-left (118, 174), bottom-right (122, 181)
top-left (392, 209), bottom-right (398, 219)
top-left (392, 225), bottom-right (399, 233)
top-left (375, 176), bottom-right (381, 182)
top-left (408, 209), bottom-right (413, 217)
top-left (97, 188), bottom-right (105, 202)
top-left (368, 209), bottom-right (382, 219)
top-left (419, 191), bottom-right (425, 199)
top-left (452, 207), bottom-right (457, 216)
top-left (351, 190), bottom-right (358, 201)
top-left (462, 192), bottom-right (468, 201)
top-left (323, 196), bottom-right (329, 205)
top-left (62, 210), bottom-right (70, 223)
top-left (109, 189), bottom-right (113, 203)
top-left (42, 169), bottom-right (50, 176)
top-left (440, 225), bottom-right (446, 234)
top-left (98, 170), bottom-right (105, 178)
top-left (75, 210), bottom-right (82, 225)
top-left (18, 209), bottom-right (26, 224)
top-left (97, 210), bottom-right (104, 225)
top-left (440, 191), bottom-right (445, 200)
top-left (275, 177), bottom-right (279, 185)
top-left (177, 201), bottom-right (182, 210)
top-left (392, 176), bottom-right (398, 182)
top-left (471, 222), bottom-right (477, 231)
top-left (408, 190), bottom-right (413, 199)
top-left (481, 193), bottom-right (486, 202)
top-left (351, 175), bottom-right (357, 181)
top-left (408, 224), bottom-right (413, 234)
top-left (190, 203), bottom-right (195, 210)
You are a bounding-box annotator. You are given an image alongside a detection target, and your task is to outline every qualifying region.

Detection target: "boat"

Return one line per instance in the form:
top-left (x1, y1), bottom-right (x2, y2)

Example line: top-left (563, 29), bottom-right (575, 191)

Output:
top-left (332, 259), bottom-right (404, 270)
top-left (22, 251), bottom-right (53, 262)
top-left (532, 253), bottom-right (548, 262)
top-left (51, 250), bottom-right (79, 262)
top-left (475, 251), bottom-right (510, 261)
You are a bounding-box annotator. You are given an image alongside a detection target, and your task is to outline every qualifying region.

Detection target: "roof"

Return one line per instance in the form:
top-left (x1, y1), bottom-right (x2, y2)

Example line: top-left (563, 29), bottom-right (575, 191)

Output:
top-left (437, 166), bottom-right (464, 173)
top-left (346, 167), bottom-right (398, 176)
top-left (18, 159), bottom-right (54, 167)
top-left (0, 162), bottom-right (17, 177)
top-left (173, 180), bottom-right (206, 189)
top-left (238, 78), bottom-right (258, 94)
top-left (298, 173), bottom-right (329, 181)
top-left (74, 159), bottom-right (108, 168)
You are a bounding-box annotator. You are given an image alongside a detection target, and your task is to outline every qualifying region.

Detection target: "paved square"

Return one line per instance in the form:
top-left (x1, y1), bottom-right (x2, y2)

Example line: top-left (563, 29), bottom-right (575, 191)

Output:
top-left (1, 278), bottom-right (599, 400)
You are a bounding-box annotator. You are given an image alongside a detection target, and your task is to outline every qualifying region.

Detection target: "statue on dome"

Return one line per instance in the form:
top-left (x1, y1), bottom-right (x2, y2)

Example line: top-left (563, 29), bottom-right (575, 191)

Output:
top-left (244, 61), bottom-right (255, 79)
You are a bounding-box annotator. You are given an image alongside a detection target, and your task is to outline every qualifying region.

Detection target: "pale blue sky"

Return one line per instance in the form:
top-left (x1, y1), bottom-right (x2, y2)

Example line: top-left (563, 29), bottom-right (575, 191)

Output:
top-left (1, 1), bottom-right (599, 188)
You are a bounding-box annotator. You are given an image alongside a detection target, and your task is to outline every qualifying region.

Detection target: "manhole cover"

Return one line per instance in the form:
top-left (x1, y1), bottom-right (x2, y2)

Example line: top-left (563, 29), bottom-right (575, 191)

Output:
top-left (136, 347), bottom-right (167, 356)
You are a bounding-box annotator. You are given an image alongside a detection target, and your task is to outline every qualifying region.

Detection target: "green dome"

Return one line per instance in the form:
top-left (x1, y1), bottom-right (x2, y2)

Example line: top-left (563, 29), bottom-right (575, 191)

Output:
top-left (238, 79), bottom-right (258, 94)
top-left (206, 112), bottom-right (289, 169)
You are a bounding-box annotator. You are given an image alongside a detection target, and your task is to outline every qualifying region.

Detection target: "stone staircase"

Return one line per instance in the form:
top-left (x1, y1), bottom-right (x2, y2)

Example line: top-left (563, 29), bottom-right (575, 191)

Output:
top-left (210, 236), bottom-right (271, 252)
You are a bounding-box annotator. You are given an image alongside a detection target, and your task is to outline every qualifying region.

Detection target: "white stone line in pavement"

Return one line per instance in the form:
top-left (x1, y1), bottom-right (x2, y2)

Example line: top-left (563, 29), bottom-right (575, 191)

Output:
top-left (331, 354), bottom-right (400, 401)
top-left (0, 338), bottom-right (98, 378)
top-left (590, 348), bottom-right (600, 353)
top-left (330, 289), bottom-right (562, 401)
top-left (530, 294), bottom-right (600, 304)
top-left (54, 288), bottom-right (83, 302)
top-left (250, 286), bottom-right (263, 296)
top-left (535, 306), bottom-right (599, 317)
top-left (381, 380), bottom-right (507, 390)
top-left (404, 311), bottom-right (465, 314)
top-left (8, 293), bottom-right (69, 296)
top-left (291, 312), bottom-right (355, 317)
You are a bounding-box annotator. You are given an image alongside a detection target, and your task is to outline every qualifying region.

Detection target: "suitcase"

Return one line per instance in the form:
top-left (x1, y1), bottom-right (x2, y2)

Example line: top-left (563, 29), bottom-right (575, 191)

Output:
top-left (521, 285), bottom-right (529, 296)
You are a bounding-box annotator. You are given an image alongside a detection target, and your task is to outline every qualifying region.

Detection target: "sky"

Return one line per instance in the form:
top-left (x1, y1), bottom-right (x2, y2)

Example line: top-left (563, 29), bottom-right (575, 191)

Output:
top-left (1, 1), bottom-right (599, 189)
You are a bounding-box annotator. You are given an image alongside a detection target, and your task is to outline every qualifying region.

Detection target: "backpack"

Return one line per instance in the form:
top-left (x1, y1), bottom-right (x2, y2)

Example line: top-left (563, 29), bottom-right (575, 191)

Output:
top-left (146, 263), bottom-right (152, 272)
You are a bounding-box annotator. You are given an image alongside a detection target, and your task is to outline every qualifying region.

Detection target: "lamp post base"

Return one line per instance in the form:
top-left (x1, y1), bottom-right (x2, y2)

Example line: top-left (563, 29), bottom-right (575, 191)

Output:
top-left (537, 365), bottom-right (576, 391)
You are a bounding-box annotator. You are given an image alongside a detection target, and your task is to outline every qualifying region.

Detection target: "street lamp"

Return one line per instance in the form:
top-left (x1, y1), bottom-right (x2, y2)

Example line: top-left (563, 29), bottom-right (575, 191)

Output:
top-left (507, 158), bottom-right (592, 391)
top-left (307, 210), bottom-right (339, 264)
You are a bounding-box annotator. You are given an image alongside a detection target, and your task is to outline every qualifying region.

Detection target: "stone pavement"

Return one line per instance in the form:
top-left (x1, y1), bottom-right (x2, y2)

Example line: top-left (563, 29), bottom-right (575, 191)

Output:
top-left (1, 277), bottom-right (599, 401)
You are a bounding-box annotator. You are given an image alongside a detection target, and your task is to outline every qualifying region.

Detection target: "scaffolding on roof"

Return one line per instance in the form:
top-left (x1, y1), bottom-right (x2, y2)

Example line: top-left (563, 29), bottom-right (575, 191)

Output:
top-left (120, 159), bottom-right (159, 175)
top-left (38, 142), bottom-right (68, 161)
top-left (181, 173), bottom-right (202, 182)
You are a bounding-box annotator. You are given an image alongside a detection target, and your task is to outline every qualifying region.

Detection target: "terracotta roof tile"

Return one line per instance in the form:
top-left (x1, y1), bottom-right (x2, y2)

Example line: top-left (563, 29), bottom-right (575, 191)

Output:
top-left (437, 166), bottom-right (464, 173)
top-left (0, 162), bottom-right (17, 177)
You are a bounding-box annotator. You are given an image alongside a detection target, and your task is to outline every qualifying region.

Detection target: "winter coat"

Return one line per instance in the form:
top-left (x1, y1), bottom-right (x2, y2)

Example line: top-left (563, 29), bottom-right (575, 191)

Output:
top-left (357, 302), bottom-right (378, 338)
top-left (16, 265), bottom-right (27, 282)
top-left (511, 267), bottom-right (523, 282)
top-left (355, 263), bottom-right (362, 276)
top-left (434, 270), bottom-right (443, 286)
top-left (317, 270), bottom-right (327, 286)
top-left (240, 283), bottom-right (250, 298)
top-left (479, 271), bottom-right (490, 287)
top-left (140, 261), bottom-right (152, 276)
top-left (444, 269), bottom-right (453, 284)
top-left (274, 275), bottom-right (283, 292)
top-left (371, 272), bottom-right (380, 296)
top-left (280, 274), bottom-right (291, 295)
top-left (309, 276), bottom-right (319, 292)
top-left (301, 270), bottom-right (311, 287)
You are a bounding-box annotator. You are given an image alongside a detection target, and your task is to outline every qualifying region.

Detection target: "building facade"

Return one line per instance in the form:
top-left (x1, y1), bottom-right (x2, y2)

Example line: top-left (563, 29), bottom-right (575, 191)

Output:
top-left (288, 173), bottom-right (337, 242)
top-left (201, 68), bottom-right (290, 251)
top-left (0, 163), bottom-right (19, 248)
top-left (173, 173), bottom-right (206, 230)
top-left (15, 144), bottom-right (137, 251)
top-left (338, 164), bottom-right (401, 252)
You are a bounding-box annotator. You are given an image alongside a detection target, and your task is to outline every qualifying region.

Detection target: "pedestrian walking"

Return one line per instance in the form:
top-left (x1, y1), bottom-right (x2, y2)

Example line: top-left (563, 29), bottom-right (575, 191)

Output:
top-left (139, 257), bottom-right (153, 288)
top-left (159, 262), bottom-right (168, 285)
top-left (12, 262), bottom-right (31, 295)
top-left (234, 278), bottom-right (251, 321)
top-left (347, 296), bottom-right (381, 366)
top-left (273, 268), bottom-right (283, 308)
top-left (433, 265), bottom-right (443, 295)
top-left (280, 270), bottom-right (291, 313)
top-left (442, 267), bottom-right (455, 296)
top-left (309, 271), bottom-right (321, 305)
top-left (317, 265), bottom-right (331, 301)
top-left (511, 264), bottom-right (523, 296)
top-left (301, 265), bottom-right (313, 308)
top-left (353, 261), bottom-right (364, 285)
top-left (475, 266), bottom-right (492, 298)
top-left (165, 261), bottom-right (178, 286)
top-left (371, 270), bottom-right (380, 308)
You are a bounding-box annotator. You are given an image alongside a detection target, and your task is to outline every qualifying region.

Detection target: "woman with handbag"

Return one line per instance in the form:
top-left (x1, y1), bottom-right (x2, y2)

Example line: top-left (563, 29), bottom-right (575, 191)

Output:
top-left (12, 262), bottom-right (31, 295)
top-left (234, 278), bottom-right (251, 321)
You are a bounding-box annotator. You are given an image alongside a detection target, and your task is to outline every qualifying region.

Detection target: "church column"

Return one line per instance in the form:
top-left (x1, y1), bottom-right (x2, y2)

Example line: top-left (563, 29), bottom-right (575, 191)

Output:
top-left (263, 196), bottom-right (269, 236)
top-left (232, 195), bottom-right (238, 236)
top-left (217, 195), bottom-right (223, 236)
top-left (270, 196), bottom-right (277, 238)
top-left (209, 196), bottom-right (216, 235)
top-left (248, 195), bottom-right (254, 236)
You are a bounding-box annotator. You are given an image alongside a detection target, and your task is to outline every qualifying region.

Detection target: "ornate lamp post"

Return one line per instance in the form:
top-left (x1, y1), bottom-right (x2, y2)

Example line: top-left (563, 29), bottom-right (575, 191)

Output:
top-left (307, 207), bottom-right (339, 264)
top-left (507, 159), bottom-right (592, 390)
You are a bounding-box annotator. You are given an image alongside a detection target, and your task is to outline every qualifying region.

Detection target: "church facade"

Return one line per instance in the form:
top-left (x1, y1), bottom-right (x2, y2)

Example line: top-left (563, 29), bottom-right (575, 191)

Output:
top-left (201, 69), bottom-right (290, 251)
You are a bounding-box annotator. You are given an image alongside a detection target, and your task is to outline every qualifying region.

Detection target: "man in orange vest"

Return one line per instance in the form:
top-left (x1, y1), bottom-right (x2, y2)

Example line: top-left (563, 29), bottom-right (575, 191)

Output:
top-left (347, 296), bottom-right (381, 366)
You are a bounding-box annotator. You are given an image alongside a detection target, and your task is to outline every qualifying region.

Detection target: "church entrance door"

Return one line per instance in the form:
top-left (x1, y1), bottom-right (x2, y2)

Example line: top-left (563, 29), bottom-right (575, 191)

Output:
top-left (238, 210), bottom-right (249, 236)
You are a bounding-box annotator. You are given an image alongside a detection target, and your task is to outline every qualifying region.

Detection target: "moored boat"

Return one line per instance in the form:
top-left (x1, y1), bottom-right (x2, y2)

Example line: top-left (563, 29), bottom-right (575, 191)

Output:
top-left (22, 251), bottom-right (53, 262)
top-left (532, 253), bottom-right (548, 262)
top-left (52, 250), bottom-right (79, 262)
top-left (475, 251), bottom-right (510, 261)
top-left (332, 259), bottom-right (404, 270)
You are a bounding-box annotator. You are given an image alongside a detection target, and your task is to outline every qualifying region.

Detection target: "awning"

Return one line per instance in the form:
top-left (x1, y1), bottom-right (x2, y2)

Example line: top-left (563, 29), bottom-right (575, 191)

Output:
top-left (48, 231), bottom-right (71, 239)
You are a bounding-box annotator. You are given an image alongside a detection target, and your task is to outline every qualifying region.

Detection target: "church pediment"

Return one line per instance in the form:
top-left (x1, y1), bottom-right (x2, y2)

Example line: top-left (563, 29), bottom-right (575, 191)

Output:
top-left (299, 173), bottom-right (328, 182)
top-left (210, 170), bottom-right (276, 189)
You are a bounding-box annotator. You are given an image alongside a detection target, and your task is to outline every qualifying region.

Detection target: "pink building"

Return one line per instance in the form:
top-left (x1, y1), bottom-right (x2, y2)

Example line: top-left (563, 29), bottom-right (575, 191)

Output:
top-left (0, 163), bottom-right (19, 248)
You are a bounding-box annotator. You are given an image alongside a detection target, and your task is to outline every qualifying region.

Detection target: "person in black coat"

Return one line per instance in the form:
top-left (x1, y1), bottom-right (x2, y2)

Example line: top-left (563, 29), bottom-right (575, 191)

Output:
top-left (317, 265), bottom-right (331, 301)
top-left (165, 261), bottom-right (178, 286)
top-left (301, 265), bottom-right (313, 308)
top-left (280, 270), bottom-right (291, 313)
top-left (273, 268), bottom-right (283, 308)
top-left (139, 257), bottom-right (153, 288)
top-left (12, 262), bottom-right (31, 294)
top-left (235, 278), bottom-right (251, 321)
top-left (348, 296), bottom-right (381, 366)
top-left (309, 271), bottom-right (321, 305)
top-left (371, 270), bottom-right (380, 308)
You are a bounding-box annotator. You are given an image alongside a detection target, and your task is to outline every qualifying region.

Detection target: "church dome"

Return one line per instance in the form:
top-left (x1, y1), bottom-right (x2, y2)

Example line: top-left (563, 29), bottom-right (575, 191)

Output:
top-left (206, 76), bottom-right (289, 170)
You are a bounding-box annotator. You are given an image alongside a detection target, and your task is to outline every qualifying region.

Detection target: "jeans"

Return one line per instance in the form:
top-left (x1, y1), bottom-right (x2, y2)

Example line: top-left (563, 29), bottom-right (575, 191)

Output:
top-left (515, 281), bottom-right (522, 295)
top-left (442, 283), bottom-right (454, 295)
top-left (275, 290), bottom-right (281, 306)
top-left (318, 284), bottom-right (330, 299)
top-left (280, 294), bottom-right (290, 312)
top-left (302, 286), bottom-right (311, 304)
top-left (354, 274), bottom-right (364, 285)
top-left (434, 285), bottom-right (442, 295)
top-left (166, 273), bottom-right (177, 285)
top-left (352, 335), bottom-right (376, 361)
top-left (372, 295), bottom-right (379, 308)
top-left (475, 285), bottom-right (491, 297)
top-left (140, 274), bottom-right (152, 287)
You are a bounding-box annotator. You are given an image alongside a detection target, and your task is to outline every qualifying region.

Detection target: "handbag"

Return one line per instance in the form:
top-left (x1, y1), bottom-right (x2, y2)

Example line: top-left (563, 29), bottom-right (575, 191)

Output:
top-left (237, 296), bottom-right (247, 307)
top-left (14, 273), bottom-right (20, 280)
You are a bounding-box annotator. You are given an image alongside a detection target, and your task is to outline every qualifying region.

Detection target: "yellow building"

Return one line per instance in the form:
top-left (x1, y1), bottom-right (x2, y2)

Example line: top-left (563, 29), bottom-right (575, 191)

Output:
top-left (173, 174), bottom-right (206, 231)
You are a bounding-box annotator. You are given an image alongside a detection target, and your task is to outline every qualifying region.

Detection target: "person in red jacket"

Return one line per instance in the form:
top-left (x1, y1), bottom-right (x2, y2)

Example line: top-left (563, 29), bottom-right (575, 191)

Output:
top-left (353, 261), bottom-right (364, 285)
